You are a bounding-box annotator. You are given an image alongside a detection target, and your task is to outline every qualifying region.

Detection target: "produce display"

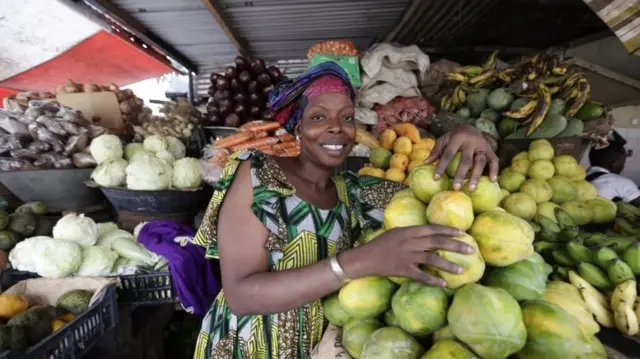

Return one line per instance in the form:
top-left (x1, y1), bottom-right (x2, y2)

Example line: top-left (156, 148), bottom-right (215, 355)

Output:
top-left (307, 40), bottom-right (359, 59)
top-left (89, 133), bottom-right (202, 190)
top-left (0, 100), bottom-right (108, 171)
top-left (205, 56), bottom-right (283, 127)
top-left (0, 289), bottom-right (94, 353)
top-left (134, 98), bottom-right (202, 140)
top-left (357, 123), bottom-right (436, 184)
top-left (0, 202), bottom-right (50, 253)
top-left (8, 213), bottom-right (166, 278)
top-left (436, 52), bottom-right (605, 141)
top-left (325, 140), bottom-right (632, 358)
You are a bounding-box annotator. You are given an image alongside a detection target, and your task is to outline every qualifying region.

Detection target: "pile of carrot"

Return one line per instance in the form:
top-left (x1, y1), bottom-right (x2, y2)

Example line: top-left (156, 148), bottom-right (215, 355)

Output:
top-left (212, 121), bottom-right (300, 157)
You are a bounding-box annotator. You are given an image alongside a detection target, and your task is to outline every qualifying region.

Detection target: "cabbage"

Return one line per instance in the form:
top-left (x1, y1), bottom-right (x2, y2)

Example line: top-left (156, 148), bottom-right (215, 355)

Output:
top-left (156, 150), bottom-right (176, 165)
top-left (129, 149), bottom-right (155, 163)
top-left (172, 157), bottom-right (202, 189)
top-left (97, 222), bottom-right (119, 238)
top-left (111, 237), bottom-right (159, 266)
top-left (33, 238), bottom-right (82, 278)
top-left (9, 236), bottom-right (50, 272)
top-left (126, 156), bottom-right (172, 190)
top-left (165, 136), bottom-right (186, 159)
top-left (124, 143), bottom-right (144, 160)
top-left (133, 222), bottom-right (148, 240)
top-left (143, 135), bottom-right (168, 154)
top-left (53, 213), bottom-right (98, 248)
top-left (97, 229), bottom-right (134, 248)
top-left (90, 134), bottom-right (124, 165)
top-left (91, 158), bottom-right (128, 187)
top-left (76, 246), bottom-right (118, 276)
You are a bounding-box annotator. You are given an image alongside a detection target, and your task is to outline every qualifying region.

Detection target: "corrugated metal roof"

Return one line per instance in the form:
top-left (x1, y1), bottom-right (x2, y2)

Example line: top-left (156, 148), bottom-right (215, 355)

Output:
top-left (109, 0), bottom-right (237, 69)
top-left (219, 0), bottom-right (411, 60)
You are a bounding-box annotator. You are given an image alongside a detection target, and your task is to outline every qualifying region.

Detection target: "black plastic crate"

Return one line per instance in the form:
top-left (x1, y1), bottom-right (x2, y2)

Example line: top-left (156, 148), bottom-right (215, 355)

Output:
top-left (117, 272), bottom-right (175, 305)
top-left (0, 284), bottom-right (118, 359)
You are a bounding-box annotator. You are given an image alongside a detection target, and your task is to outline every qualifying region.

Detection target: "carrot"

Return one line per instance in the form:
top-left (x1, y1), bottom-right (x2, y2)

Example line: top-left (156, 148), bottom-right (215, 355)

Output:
top-left (272, 142), bottom-right (300, 157)
top-left (230, 137), bottom-right (279, 151)
top-left (214, 132), bottom-right (254, 149)
top-left (277, 133), bottom-right (296, 143)
top-left (239, 121), bottom-right (281, 133)
top-left (272, 142), bottom-right (298, 150)
top-left (253, 131), bottom-right (268, 139)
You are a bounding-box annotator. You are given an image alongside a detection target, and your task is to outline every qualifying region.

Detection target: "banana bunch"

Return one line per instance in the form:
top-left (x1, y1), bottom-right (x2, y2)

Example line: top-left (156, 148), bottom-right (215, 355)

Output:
top-left (441, 51), bottom-right (499, 112)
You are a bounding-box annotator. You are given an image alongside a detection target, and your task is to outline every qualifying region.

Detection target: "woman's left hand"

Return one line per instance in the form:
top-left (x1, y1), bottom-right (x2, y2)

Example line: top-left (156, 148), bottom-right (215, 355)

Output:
top-left (425, 125), bottom-right (499, 191)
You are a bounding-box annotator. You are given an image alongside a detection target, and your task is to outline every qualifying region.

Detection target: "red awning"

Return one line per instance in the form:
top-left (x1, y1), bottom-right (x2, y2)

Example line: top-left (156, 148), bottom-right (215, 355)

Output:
top-left (0, 30), bottom-right (174, 93)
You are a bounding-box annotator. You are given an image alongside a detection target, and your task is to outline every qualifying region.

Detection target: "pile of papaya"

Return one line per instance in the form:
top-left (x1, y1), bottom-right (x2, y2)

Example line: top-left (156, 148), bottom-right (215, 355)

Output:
top-left (435, 51), bottom-right (605, 140)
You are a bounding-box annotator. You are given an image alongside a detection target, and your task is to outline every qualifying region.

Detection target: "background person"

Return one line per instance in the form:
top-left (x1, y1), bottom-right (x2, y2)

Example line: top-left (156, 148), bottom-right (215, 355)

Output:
top-left (587, 144), bottom-right (640, 205)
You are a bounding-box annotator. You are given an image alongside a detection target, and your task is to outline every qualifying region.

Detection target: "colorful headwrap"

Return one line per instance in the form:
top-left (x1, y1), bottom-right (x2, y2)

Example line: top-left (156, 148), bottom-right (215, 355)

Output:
top-left (268, 61), bottom-right (355, 133)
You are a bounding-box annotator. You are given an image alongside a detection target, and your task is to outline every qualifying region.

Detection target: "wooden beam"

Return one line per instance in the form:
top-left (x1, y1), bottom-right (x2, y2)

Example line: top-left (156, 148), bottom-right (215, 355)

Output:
top-left (200, 0), bottom-right (250, 57)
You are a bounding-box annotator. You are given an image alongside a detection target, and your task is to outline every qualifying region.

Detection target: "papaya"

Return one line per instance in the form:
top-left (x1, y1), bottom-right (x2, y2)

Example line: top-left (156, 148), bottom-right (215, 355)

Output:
top-left (394, 123), bottom-right (421, 144)
top-left (474, 118), bottom-right (499, 139)
top-left (548, 98), bottom-right (566, 116)
top-left (556, 118), bottom-right (584, 137)
top-left (528, 114), bottom-right (568, 139)
top-left (456, 107), bottom-right (471, 119)
top-left (466, 89), bottom-right (490, 116)
top-left (498, 118), bottom-right (520, 138)
top-left (342, 318), bottom-right (383, 358)
top-left (487, 88), bottom-right (514, 111)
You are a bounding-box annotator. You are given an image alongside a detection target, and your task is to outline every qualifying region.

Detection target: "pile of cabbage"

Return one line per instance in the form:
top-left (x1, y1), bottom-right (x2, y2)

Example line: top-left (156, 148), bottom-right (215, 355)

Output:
top-left (8, 213), bottom-right (166, 278)
top-left (90, 134), bottom-right (202, 190)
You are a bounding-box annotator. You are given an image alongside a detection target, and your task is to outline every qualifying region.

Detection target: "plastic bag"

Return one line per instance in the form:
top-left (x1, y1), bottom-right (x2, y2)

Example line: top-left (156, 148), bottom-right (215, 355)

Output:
top-left (0, 157), bottom-right (35, 171)
top-left (0, 134), bottom-right (29, 154)
top-left (201, 146), bottom-right (229, 185)
top-left (361, 43), bottom-right (430, 80)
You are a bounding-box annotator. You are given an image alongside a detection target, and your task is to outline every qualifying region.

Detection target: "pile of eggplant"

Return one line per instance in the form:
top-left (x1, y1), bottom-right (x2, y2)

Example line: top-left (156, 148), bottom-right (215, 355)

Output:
top-left (0, 100), bottom-right (107, 172)
top-left (205, 56), bottom-right (283, 127)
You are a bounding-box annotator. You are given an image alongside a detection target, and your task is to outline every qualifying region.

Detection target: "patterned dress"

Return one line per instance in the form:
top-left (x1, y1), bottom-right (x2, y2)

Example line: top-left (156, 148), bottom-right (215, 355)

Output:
top-left (192, 150), bottom-right (403, 359)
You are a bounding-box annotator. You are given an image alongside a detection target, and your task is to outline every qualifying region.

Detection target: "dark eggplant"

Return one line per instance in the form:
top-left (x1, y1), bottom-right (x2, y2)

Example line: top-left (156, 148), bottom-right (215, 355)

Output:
top-left (224, 114), bottom-right (242, 128)
top-left (216, 77), bottom-right (230, 90)
top-left (207, 113), bottom-right (222, 125)
top-left (230, 78), bottom-right (242, 91)
top-left (267, 66), bottom-right (281, 81)
top-left (250, 106), bottom-right (262, 117)
top-left (248, 80), bottom-right (260, 93)
top-left (262, 84), bottom-right (275, 95)
top-left (213, 89), bottom-right (230, 102)
top-left (209, 72), bottom-right (220, 84)
top-left (224, 66), bottom-right (238, 79)
top-left (262, 110), bottom-right (274, 121)
top-left (249, 93), bottom-right (264, 106)
top-left (257, 73), bottom-right (272, 87)
top-left (218, 99), bottom-right (233, 116)
top-left (234, 103), bottom-right (248, 116)
top-left (250, 58), bottom-right (266, 73)
top-left (207, 85), bottom-right (216, 97)
top-left (238, 70), bottom-right (252, 84)
top-left (206, 102), bottom-right (220, 114)
top-left (233, 92), bottom-right (248, 104)
top-left (234, 56), bottom-right (249, 71)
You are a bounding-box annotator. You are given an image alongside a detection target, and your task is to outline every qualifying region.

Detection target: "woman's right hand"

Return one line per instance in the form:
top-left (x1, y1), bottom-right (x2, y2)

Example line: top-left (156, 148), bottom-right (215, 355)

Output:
top-left (342, 225), bottom-right (474, 287)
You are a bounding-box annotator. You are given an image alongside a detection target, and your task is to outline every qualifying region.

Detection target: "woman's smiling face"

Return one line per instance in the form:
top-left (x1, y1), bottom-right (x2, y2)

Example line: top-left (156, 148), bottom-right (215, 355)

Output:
top-left (297, 92), bottom-right (356, 169)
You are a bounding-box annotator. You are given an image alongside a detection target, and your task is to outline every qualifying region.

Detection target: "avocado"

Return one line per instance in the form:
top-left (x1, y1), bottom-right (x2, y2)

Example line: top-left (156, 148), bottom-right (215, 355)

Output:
top-left (7, 306), bottom-right (56, 345)
top-left (548, 98), bottom-right (566, 116)
top-left (506, 114), bottom-right (568, 139)
top-left (466, 88), bottom-right (490, 116)
top-left (556, 118), bottom-right (584, 137)
top-left (56, 289), bottom-right (94, 315)
top-left (498, 118), bottom-right (520, 138)
top-left (575, 101), bottom-right (604, 121)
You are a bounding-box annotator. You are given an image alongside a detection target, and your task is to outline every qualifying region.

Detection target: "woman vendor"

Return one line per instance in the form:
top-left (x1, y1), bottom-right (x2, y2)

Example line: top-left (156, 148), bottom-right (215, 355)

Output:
top-left (193, 62), bottom-right (499, 359)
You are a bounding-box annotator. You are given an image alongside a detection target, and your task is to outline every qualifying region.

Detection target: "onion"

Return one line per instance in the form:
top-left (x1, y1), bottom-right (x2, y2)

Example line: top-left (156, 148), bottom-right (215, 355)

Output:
top-left (250, 58), bottom-right (266, 73)
top-left (233, 92), bottom-right (248, 104)
top-left (238, 70), bottom-right (252, 84)
top-left (214, 89), bottom-right (230, 102)
top-left (248, 80), bottom-right (260, 93)
top-left (257, 73), bottom-right (272, 86)
top-left (224, 114), bottom-right (242, 127)
top-left (267, 66), bottom-right (282, 81)
top-left (210, 73), bottom-right (220, 83)
top-left (208, 85), bottom-right (216, 97)
top-left (234, 56), bottom-right (249, 70)
top-left (216, 77), bottom-right (230, 90)
top-left (219, 99), bottom-right (233, 116)
top-left (262, 110), bottom-right (274, 121)
top-left (234, 103), bottom-right (247, 116)
top-left (224, 66), bottom-right (238, 79)
top-left (262, 84), bottom-right (275, 95)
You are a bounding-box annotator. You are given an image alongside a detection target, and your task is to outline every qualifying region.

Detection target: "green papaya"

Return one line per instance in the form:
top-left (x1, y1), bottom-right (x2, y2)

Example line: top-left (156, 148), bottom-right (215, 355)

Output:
top-left (528, 114), bottom-right (568, 139)
top-left (556, 118), bottom-right (584, 138)
top-left (548, 99), bottom-right (566, 116)
top-left (498, 118), bottom-right (520, 138)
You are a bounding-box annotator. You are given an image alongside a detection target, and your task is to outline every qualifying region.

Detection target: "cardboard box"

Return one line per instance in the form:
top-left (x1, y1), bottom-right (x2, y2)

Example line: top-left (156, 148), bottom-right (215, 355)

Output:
top-left (57, 91), bottom-right (124, 130)
top-left (310, 54), bottom-right (361, 87)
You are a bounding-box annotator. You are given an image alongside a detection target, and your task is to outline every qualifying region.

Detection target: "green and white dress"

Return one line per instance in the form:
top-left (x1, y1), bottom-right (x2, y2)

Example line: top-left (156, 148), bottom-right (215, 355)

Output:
top-left (193, 150), bottom-right (403, 359)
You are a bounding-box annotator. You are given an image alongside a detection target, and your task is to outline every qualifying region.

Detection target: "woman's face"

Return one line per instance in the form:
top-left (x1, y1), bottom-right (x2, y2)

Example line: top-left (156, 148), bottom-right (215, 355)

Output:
top-left (298, 92), bottom-right (356, 169)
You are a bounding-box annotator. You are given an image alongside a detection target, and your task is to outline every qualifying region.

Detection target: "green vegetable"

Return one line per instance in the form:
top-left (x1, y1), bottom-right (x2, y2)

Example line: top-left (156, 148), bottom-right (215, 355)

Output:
top-left (509, 98), bottom-right (529, 112)
top-left (548, 99), bottom-right (566, 117)
top-left (7, 306), bottom-right (56, 345)
top-left (480, 109), bottom-right (500, 123)
top-left (506, 114), bottom-right (567, 139)
top-left (0, 325), bottom-right (27, 352)
top-left (556, 118), bottom-right (584, 138)
top-left (76, 246), bottom-right (118, 276)
top-left (466, 89), bottom-right (490, 116)
top-left (487, 88), bottom-right (515, 111)
top-left (456, 107), bottom-right (471, 119)
top-left (0, 209), bottom-right (8, 230)
top-left (111, 237), bottom-right (159, 266)
top-left (474, 118), bottom-right (499, 139)
top-left (56, 290), bottom-right (94, 315)
top-left (575, 101), bottom-right (604, 121)
top-left (172, 157), bottom-right (202, 190)
top-left (52, 213), bottom-right (98, 248)
top-left (0, 230), bottom-right (21, 251)
top-left (429, 112), bottom-right (473, 137)
top-left (498, 118), bottom-right (520, 138)
top-left (8, 212), bottom-right (37, 237)
top-left (15, 202), bottom-right (48, 216)
top-left (32, 238), bottom-right (82, 278)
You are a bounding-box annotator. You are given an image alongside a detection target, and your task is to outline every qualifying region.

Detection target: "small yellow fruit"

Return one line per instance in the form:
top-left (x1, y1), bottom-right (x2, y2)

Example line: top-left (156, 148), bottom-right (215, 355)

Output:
top-left (369, 168), bottom-right (386, 178)
top-left (59, 313), bottom-right (75, 322)
top-left (393, 136), bottom-right (413, 156)
top-left (511, 159), bottom-right (530, 175)
top-left (358, 166), bottom-right (374, 176)
top-left (410, 149), bottom-right (431, 162)
top-left (389, 154), bottom-right (409, 170)
top-left (52, 319), bottom-right (66, 332)
top-left (379, 129), bottom-right (398, 150)
top-left (0, 294), bottom-right (29, 318)
top-left (407, 160), bottom-right (423, 173)
top-left (385, 168), bottom-right (406, 183)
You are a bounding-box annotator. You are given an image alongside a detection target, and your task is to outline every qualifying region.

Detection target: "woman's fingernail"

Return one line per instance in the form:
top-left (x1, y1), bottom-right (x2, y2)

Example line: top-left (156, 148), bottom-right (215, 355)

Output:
top-left (456, 266), bottom-right (463, 274)
top-left (466, 246), bottom-right (474, 253)
top-left (441, 281), bottom-right (448, 287)
top-left (434, 174), bottom-right (441, 180)
top-left (453, 182), bottom-right (461, 190)
top-left (468, 183), bottom-right (476, 191)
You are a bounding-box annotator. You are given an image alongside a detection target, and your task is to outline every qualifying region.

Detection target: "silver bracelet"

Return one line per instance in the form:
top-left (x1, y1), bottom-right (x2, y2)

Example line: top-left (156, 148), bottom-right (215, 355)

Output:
top-left (329, 256), bottom-right (349, 283)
